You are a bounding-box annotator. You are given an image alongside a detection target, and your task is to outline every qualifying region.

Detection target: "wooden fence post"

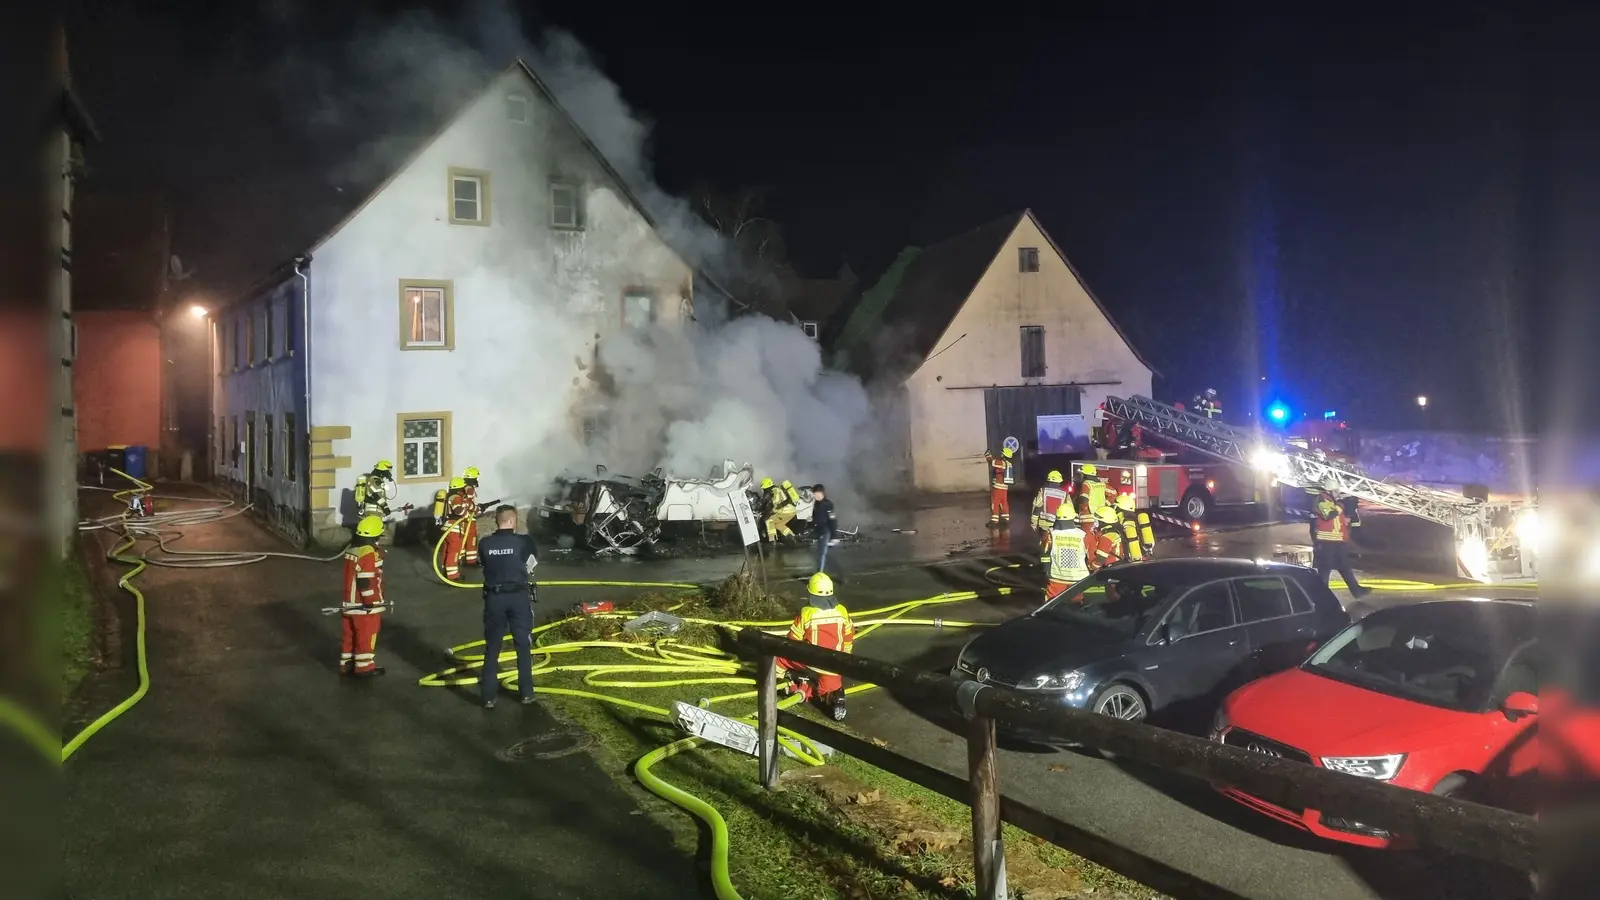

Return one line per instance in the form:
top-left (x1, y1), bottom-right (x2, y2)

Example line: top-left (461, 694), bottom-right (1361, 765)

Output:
top-left (757, 654), bottom-right (779, 789)
top-left (968, 713), bottom-right (1006, 900)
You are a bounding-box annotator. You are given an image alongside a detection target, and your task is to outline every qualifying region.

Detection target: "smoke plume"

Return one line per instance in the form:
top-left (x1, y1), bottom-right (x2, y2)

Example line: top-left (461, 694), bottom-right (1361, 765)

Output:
top-left (272, 0), bottom-right (884, 514)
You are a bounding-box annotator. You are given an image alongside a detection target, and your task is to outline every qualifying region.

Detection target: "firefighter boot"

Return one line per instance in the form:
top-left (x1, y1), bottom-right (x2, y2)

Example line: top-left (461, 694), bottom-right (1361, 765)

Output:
top-left (828, 692), bottom-right (847, 721)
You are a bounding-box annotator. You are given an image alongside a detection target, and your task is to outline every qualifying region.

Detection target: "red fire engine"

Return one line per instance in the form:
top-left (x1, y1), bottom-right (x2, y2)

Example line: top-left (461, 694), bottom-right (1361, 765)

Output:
top-left (1087, 410), bottom-right (1273, 523)
top-left (1284, 417), bottom-right (1359, 466)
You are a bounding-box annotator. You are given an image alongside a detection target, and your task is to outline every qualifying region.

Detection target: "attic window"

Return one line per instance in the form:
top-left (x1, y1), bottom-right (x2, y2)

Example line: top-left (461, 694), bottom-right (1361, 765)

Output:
top-left (448, 167), bottom-right (491, 225)
top-left (550, 181), bottom-right (584, 230)
top-left (506, 94), bottom-right (529, 123)
top-left (800, 321), bottom-right (819, 339)
top-left (1019, 247), bottom-right (1041, 273)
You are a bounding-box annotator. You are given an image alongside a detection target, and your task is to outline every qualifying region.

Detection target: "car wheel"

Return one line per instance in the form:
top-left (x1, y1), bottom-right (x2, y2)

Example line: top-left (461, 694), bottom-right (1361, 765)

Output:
top-left (1181, 488), bottom-right (1210, 523)
top-left (1091, 683), bottom-right (1148, 722)
top-left (1431, 771), bottom-right (1475, 800)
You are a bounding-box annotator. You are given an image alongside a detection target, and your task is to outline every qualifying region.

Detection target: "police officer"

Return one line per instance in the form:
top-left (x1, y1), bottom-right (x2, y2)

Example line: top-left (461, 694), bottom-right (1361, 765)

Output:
top-left (474, 505), bottom-right (540, 709)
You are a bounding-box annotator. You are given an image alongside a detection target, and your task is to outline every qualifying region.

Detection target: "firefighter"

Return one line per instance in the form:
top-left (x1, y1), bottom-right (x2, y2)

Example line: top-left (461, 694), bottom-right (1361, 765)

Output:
top-left (1032, 471), bottom-right (1070, 564)
top-left (760, 477), bottom-right (796, 543)
top-left (341, 516), bottom-right (388, 676)
top-left (986, 447), bottom-right (1015, 523)
top-left (354, 460), bottom-right (395, 520)
top-left (1076, 464), bottom-right (1108, 522)
top-left (1089, 506), bottom-right (1124, 571)
top-left (1045, 515), bottom-right (1090, 602)
top-left (1312, 478), bottom-right (1370, 598)
top-left (1117, 491), bottom-right (1156, 560)
top-left (440, 477), bottom-right (481, 581)
top-left (462, 466), bottom-right (482, 505)
top-left (776, 572), bottom-right (854, 721)
top-left (1193, 388), bottom-right (1222, 419)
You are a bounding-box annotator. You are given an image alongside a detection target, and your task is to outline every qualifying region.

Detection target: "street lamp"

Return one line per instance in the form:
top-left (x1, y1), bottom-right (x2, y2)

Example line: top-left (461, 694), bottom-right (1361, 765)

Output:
top-left (1416, 395), bottom-right (1428, 408)
top-left (189, 304), bottom-right (208, 319)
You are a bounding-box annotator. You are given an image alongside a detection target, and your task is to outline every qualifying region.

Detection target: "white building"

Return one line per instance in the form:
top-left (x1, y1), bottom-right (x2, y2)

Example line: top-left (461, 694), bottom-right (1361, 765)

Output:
top-left (210, 60), bottom-right (715, 544)
top-left (834, 210), bottom-right (1155, 492)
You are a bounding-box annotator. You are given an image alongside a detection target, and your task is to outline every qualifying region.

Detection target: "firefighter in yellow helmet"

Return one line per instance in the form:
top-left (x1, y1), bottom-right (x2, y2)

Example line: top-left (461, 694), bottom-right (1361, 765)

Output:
top-left (760, 476), bottom-right (796, 543)
top-left (1031, 470), bottom-right (1070, 564)
top-left (776, 572), bottom-right (855, 721)
top-left (1045, 514), bottom-right (1089, 601)
top-left (440, 477), bottom-right (481, 581)
top-left (1115, 491), bottom-right (1156, 560)
top-left (354, 460), bottom-right (395, 520)
top-left (1089, 506), bottom-right (1124, 571)
top-left (985, 447), bottom-right (1016, 523)
top-left (462, 466), bottom-right (482, 508)
top-left (340, 515), bottom-right (388, 676)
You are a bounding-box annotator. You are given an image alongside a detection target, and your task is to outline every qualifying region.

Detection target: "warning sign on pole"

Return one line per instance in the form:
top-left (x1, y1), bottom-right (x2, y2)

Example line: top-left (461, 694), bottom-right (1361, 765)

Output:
top-left (730, 488), bottom-right (761, 547)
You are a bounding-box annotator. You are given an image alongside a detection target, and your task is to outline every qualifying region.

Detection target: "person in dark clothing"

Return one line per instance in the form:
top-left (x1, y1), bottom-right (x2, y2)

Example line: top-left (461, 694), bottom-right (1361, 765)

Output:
top-left (811, 484), bottom-right (837, 573)
top-left (474, 505), bottom-right (540, 708)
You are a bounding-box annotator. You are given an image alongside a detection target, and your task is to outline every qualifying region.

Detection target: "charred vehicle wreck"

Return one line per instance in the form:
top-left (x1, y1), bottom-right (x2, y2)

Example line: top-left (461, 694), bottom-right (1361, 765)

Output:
top-left (537, 460), bottom-right (819, 553)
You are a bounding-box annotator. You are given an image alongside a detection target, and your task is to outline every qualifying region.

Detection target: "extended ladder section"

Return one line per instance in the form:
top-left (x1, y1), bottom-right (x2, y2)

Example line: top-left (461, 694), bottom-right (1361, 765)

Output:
top-left (1101, 395), bottom-right (1487, 529)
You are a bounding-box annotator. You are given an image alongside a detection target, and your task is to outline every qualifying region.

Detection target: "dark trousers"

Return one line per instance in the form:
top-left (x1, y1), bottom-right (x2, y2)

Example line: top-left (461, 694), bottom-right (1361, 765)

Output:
top-left (1314, 541), bottom-right (1365, 594)
top-left (480, 589), bottom-right (534, 702)
top-left (815, 528), bottom-right (834, 572)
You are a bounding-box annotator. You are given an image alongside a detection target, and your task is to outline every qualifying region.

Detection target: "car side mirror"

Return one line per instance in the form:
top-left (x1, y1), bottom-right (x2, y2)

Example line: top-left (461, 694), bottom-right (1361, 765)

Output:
top-left (1501, 691), bottom-right (1539, 719)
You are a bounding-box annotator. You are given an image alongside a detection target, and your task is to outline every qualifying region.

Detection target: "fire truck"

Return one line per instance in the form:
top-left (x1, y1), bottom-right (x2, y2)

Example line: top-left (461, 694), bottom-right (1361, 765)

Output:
top-left (1284, 416), bottom-right (1359, 466)
top-left (1083, 407), bottom-right (1271, 523)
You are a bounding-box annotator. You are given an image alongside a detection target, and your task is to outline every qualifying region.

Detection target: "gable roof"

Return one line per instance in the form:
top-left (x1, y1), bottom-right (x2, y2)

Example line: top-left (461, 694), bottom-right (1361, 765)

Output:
top-left (229, 59), bottom-right (739, 311)
top-left (834, 209), bottom-right (1156, 381)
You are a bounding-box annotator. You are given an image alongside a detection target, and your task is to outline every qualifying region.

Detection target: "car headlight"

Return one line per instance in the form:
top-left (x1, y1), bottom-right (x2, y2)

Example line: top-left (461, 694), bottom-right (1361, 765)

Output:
top-left (1319, 754), bottom-right (1406, 781)
top-left (1020, 671), bottom-right (1085, 691)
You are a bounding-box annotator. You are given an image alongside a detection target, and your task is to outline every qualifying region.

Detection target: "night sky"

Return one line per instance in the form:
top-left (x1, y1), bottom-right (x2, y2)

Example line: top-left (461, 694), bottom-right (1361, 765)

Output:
top-left (68, 1), bottom-right (1592, 434)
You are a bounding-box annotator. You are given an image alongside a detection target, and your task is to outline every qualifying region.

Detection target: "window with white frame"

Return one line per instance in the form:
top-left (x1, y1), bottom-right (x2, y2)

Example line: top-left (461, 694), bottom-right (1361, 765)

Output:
top-left (800, 320), bottom-right (819, 339)
top-left (506, 94), bottom-right (529, 123)
top-left (401, 281), bottom-right (452, 349)
top-left (622, 291), bottom-right (654, 329)
top-left (448, 168), bottom-right (490, 225)
top-left (550, 181), bottom-right (583, 230)
top-left (400, 415), bottom-right (447, 479)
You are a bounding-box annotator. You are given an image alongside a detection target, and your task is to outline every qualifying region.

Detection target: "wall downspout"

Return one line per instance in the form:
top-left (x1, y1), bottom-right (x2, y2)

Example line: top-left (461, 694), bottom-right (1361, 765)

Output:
top-left (294, 256), bottom-right (312, 534)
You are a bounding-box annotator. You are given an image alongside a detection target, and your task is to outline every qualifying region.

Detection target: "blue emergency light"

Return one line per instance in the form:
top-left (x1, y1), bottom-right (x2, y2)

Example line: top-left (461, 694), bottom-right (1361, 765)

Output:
top-left (1268, 403), bottom-right (1290, 423)
top-left (1323, 410), bottom-right (1337, 420)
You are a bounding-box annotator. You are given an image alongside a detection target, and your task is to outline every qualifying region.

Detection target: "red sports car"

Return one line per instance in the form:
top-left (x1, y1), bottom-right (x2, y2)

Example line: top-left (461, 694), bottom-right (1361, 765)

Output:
top-left (1212, 598), bottom-right (1539, 847)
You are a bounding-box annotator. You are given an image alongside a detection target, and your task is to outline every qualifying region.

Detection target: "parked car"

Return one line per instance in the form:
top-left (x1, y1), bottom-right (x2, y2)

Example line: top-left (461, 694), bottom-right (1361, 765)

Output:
top-left (1214, 599), bottom-right (1539, 847)
top-left (950, 559), bottom-right (1350, 736)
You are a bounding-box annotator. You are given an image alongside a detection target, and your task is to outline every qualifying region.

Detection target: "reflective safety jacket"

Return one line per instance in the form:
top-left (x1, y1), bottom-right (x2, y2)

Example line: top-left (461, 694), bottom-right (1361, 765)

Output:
top-left (766, 484), bottom-right (795, 512)
top-left (1080, 478), bottom-right (1108, 517)
top-left (990, 457), bottom-right (1014, 489)
top-left (444, 489), bottom-right (474, 523)
top-left (788, 600), bottom-right (855, 673)
top-left (1090, 529), bottom-right (1124, 570)
top-left (354, 475), bottom-right (390, 516)
top-left (342, 544), bottom-right (385, 614)
top-left (1048, 524), bottom-right (1089, 585)
top-left (1313, 492), bottom-right (1349, 542)
top-left (1033, 487), bottom-right (1069, 529)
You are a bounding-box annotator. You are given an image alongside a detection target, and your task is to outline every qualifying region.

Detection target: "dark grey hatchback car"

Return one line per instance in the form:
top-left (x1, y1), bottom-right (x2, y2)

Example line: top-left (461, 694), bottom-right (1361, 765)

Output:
top-left (952, 559), bottom-right (1351, 726)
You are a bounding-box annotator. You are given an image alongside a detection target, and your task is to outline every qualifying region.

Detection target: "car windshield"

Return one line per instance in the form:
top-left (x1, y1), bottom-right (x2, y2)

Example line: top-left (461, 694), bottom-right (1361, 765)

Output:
top-left (1034, 573), bottom-right (1174, 636)
top-left (1304, 608), bottom-right (1509, 710)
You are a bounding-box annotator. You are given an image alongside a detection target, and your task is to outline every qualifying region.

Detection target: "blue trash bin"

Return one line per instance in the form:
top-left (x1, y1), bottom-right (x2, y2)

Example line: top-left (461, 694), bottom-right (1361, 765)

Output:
top-left (123, 445), bottom-right (148, 480)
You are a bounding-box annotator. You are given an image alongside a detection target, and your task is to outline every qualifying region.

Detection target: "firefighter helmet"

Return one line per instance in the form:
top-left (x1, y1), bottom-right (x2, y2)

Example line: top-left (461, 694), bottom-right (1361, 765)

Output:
top-left (761, 477), bottom-right (775, 489)
top-left (1321, 476), bottom-right (1339, 492)
top-left (1116, 492), bottom-right (1136, 512)
top-left (1046, 470), bottom-right (1063, 484)
top-left (807, 571), bottom-right (835, 597)
top-left (450, 477), bottom-right (466, 490)
top-left (1205, 388), bottom-right (1218, 398)
top-left (1001, 447), bottom-right (1014, 459)
top-left (1080, 464), bottom-right (1098, 477)
top-left (355, 516), bottom-right (385, 538)
top-left (464, 466), bottom-right (480, 480)
top-left (373, 460), bottom-right (393, 473)
top-left (1095, 506), bottom-right (1118, 525)
top-left (781, 479), bottom-right (793, 488)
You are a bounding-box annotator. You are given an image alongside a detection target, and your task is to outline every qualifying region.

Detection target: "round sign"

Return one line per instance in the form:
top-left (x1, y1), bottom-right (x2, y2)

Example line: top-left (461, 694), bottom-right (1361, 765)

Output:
top-left (1002, 436), bottom-right (1020, 454)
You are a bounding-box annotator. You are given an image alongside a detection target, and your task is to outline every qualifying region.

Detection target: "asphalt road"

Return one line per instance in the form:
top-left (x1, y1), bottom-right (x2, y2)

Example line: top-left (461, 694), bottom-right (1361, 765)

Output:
top-left (63, 491), bottom-right (699, 900)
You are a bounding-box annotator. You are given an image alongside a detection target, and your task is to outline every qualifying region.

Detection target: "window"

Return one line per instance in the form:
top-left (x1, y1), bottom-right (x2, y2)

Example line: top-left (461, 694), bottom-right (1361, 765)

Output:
top-left (284, 412), bottom-right (297, 482)
top-left (397, 412), bottom-right (451, 482)
top-left (264, 304), bottom-right (275, 360)
top-left (506, 93), bottom-right (529, 123)
top-left (1019, 247), bottom-right (1041, 272)
top-left (1234, 577), bottom-right (1294, 623)
top-left (1286, 578), bottom-right (1315, 615)
top-left (230, 416), bottom-right (239, 466)
top-left (229, 321), bottom-right (239, 370)
top-left (1020, 325), bottom-right (1046, 378)
top-left (800, 321), bottom-right (819, 339)
top-left (213, 322), bottom-right (222, 373)
top-left (1164, 581), bottom-right (1236, 637)
top-left (550, 181), bottom-right (583, 230)
top-left (399, 280), bottom-right (454, 349)
top-left (622, 291), bottom-right (654, 329)
top-left (245, 312), bottom-right (256, 365)
top-left (216, 416), bottom-right (223, 468)
top-left (448, 167), bottom-right (491, 225)
top-left (264, 413), bottom-right (275, 477)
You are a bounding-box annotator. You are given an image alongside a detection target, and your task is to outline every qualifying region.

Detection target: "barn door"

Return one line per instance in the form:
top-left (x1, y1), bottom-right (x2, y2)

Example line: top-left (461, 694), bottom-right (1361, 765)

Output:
top-left (983, 386), bottom-right (1084, 476)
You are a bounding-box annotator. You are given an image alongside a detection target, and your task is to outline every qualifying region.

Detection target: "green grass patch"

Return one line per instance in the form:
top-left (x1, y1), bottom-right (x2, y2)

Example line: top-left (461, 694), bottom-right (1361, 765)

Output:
top-left (535, 570), bottom-right (1158, 900)
top-left (57, 553), bottom-right (96, 702)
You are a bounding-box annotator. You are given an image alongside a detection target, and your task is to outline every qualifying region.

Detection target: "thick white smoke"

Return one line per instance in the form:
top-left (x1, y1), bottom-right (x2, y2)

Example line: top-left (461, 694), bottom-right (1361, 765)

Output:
top-left (273, 0), bottom-right (885, 513)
